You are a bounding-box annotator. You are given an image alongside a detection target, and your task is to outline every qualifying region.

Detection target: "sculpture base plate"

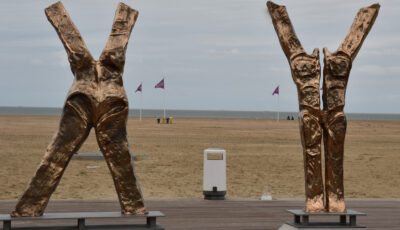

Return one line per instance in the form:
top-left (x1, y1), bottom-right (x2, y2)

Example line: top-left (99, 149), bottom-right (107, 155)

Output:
top-left (282, 209), bottom-right (366, 229)
top-left (279, 223), bottom-right (365, 230)
top-left (0, 211), bottom-right (164, 230)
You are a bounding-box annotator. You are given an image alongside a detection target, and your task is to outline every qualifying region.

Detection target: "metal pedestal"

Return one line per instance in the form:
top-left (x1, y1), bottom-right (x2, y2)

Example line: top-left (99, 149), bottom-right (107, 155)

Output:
top-left (280, 209), bottom-right (366, 229)
top-left (0, 211), bottom-right (165, 230)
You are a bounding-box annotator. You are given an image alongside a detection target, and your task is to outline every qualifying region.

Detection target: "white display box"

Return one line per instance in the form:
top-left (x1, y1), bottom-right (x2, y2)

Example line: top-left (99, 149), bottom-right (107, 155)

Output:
top-left (203, 148), bottom-right (226, 199)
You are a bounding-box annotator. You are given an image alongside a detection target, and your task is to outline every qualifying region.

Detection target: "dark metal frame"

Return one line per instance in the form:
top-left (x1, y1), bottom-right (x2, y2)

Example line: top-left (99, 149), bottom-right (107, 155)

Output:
top-left (287, 209), bottom-right (366, 228)
top-left (1, 211), bottom-right (165, 230)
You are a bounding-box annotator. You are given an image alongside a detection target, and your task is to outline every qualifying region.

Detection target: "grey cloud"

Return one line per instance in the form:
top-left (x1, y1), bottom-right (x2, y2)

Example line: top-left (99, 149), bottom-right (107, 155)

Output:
top-left (0, 0), bottom-right (398, 113)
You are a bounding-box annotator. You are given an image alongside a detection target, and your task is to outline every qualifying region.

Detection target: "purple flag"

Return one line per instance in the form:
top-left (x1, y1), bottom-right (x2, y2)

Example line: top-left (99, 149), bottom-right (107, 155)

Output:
top-left (155, 78), bottom-right (165, 89)
top-left (272, 86), bottom-right (279, 95)
top-left (135, 83), bottom-right (142, 93)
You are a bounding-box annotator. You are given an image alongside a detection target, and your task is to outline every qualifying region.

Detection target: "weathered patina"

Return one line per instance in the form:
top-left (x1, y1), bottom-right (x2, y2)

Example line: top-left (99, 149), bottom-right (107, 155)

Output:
top-left (267, 1), bottom-right (380, 212)
top-left (12, 1), bottom-right (146, 217)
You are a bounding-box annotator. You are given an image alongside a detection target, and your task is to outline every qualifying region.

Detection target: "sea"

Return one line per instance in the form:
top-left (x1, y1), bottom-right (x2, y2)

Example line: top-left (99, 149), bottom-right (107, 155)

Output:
top-left (0, 106), bottom-right (399, 121)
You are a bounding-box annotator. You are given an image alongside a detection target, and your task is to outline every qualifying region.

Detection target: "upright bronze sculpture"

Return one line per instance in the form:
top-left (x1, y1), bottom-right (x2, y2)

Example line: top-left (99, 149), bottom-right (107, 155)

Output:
top-left (12, 2), bottom-right (146, 217)
top-left (267, 1), bottom-right (379, 213)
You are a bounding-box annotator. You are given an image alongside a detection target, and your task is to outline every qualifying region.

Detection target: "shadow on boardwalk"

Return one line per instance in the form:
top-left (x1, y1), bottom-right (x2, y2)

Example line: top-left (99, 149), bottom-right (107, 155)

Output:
top-left (0, 199), bottom-right (399, 230)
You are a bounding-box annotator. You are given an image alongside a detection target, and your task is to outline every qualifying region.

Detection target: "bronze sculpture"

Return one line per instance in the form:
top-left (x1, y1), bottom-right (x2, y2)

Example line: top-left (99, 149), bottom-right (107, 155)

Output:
top-left (11, 2), bottom-right (146, 217)
top-left (267, 1), bottom-right (380, 213)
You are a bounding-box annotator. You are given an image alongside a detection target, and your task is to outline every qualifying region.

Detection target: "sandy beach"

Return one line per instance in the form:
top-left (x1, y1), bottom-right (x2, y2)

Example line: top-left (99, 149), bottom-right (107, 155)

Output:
top-left (0, 115), bottom-right (399, 200)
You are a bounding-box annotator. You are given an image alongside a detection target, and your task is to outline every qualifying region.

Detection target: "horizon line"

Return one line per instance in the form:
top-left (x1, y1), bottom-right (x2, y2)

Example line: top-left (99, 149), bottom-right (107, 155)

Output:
top-left (0, 106), bottom-right (399, 115)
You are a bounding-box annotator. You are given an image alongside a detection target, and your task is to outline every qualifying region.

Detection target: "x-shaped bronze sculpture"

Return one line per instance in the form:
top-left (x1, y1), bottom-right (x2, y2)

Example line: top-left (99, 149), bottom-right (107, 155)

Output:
top-left (267, 1), bottom-right (379, 212)
top-left (12, 2), bottom-right (146, 217)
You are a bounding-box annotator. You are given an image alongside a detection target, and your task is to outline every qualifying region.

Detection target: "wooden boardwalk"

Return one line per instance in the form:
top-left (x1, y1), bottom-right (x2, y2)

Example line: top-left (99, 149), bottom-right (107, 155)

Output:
top-left (0, 199), bottom-right (399, 230)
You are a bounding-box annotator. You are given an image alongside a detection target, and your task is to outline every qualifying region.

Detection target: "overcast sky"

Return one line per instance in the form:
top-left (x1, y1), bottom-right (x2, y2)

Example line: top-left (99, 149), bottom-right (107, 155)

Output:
top-left (0, 0), bottom-right (399, 113)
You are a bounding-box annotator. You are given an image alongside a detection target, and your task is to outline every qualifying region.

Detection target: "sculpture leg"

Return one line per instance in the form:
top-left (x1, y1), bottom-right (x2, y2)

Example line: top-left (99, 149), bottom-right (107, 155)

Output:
top-left (298, 109), bottom-right (325, 213)
top-left (95, 103), bottom-right (146, 215)
top-left (324, 111), bottom-right (346, 212)
top-left (12, 95), bottom-right (92, 217)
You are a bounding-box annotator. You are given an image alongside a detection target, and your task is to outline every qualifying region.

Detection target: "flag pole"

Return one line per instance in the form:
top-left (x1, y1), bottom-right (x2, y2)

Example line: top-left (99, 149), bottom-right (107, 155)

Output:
top-left (139, 81), bottom-right (142, 121)
top-left (272, 85), bottom-right (280, 122)
top-left (163, 78), bottom-right (166, 120)
top-left (277, 93), bottom-right (280, 122)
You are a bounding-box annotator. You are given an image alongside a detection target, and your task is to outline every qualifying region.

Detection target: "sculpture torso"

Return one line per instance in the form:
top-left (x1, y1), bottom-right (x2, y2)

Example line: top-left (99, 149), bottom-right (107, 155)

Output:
top-left (67, 58), bottom-right (128, 121)
top-left (323, 51), bottom-right (352, 112)
top-left (44, 1), bottom-right (137, 122)
top-left (290, 53), bottom-right (321, 111)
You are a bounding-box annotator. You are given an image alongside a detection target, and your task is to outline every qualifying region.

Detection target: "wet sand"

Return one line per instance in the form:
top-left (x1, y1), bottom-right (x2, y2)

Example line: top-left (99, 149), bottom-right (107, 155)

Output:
top-left (0, 115), bottom-right (399, 200)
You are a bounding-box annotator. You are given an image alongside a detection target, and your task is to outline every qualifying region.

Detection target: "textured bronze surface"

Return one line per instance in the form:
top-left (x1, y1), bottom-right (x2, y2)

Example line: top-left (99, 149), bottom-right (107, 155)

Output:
top-left (267, 1), bottom-right (379, 213)
top-left (11, 2), bottom-right (146, 217)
